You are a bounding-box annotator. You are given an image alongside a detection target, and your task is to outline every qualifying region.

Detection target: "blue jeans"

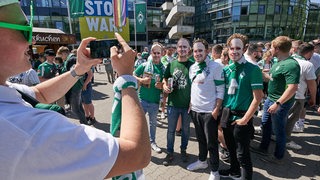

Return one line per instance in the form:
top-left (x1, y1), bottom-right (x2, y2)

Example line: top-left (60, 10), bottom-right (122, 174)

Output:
top-left (166, 106), bottom-right (191, 154)
top-left (141, 100), bottom-right (159, 143)
top-left (260, 98), bottom-right (293, 159)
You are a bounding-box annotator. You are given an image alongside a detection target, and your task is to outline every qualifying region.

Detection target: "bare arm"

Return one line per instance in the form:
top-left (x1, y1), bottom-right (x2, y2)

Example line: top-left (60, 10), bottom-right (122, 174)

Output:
top-left (106, 33), bottom-right (151, 178)
top-left (306, 79), bottom-right (317, 106)
top-left (233, 89), bottom-right (264, 125)
top-left (268, 84), bottom-right (298, 113)
top-left (32, 38), bottom-right (102, 104)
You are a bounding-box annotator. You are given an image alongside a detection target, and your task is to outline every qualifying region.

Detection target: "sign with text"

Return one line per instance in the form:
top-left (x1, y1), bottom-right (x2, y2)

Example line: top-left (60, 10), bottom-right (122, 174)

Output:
top-left (80, 0), bottom-right (129, 41)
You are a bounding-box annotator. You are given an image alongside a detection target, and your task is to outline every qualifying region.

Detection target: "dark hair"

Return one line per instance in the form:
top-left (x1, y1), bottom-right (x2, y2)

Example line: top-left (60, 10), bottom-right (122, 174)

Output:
top-left (212, 44), bottom-right (223, 55)
top-left (298, 43), bottom-right (314, 56)
top-left (54, 56), bottom-right (63, 64)
top-left (247, 43), bottom-right (260, 55)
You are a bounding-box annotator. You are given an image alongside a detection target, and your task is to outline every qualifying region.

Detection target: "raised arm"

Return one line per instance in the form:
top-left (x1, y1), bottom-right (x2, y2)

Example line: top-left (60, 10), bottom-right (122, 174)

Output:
top-left (32, 38), bottom-right (102, 103)
top-left (106, 33), bottom-right (151, 178)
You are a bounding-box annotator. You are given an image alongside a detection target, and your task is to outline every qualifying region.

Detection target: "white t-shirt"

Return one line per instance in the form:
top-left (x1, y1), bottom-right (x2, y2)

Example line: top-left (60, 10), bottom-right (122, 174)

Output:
top-left (293, 58), bottom-right (316, 99)
top-left (189, 58), bottom-right (225, 113)
top-left (0, 84), bottom-right (119, 180)
top-left (310, 53), bottom-right (320, 73)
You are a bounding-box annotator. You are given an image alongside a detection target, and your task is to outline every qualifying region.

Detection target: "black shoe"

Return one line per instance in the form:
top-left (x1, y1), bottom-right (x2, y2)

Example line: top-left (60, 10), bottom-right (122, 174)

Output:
top-left (87, 117), bottom-right (97, 125)
top-left (219, 169), bottom-right (241, 179)
top-left (175, 129), bottom-right (181, 136)
top-left (250, 145), bottom-right (269, 156)
top-left (220, 149), bottom-right (230, 163)
top-left (260, 155), bottom-right (284, 165)
top-left (163, 153), bottom-right (173, 166)
top-left (181, 150), bottom-right (188, 163)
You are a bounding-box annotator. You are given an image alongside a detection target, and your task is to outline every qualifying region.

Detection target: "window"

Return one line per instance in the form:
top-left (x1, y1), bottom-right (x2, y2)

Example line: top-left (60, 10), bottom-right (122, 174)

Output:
top-left (36, 0), bottom-right (52, 7)
top-left (275, 5), bottom-right (281, 14)
top-left (232, 6), bottom-right (240, 16)
top-left (241, 6), bottom-right (248, 15)
top-left (55, 21), bottom-right (63, 31)
top-left (258, 5), bottom-right (265, 14)
top-left (288, 6), bottom-right (293, 15)
top-left (217, 11), bottom-right (223, 18)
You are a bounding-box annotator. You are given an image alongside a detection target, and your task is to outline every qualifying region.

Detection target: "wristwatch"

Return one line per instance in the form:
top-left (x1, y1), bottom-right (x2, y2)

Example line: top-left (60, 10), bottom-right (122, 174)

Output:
top-left (276, 101), bottom-right (281, 106)
top-left (70, 67), bottom-right (83, 79)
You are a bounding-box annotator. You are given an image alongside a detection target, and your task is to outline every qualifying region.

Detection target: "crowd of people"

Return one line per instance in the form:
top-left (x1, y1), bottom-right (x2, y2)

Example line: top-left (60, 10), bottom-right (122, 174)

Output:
top-left (132, 35), bottom-right (320, 180)
top-left (1, 0), bottom-right (320, 180)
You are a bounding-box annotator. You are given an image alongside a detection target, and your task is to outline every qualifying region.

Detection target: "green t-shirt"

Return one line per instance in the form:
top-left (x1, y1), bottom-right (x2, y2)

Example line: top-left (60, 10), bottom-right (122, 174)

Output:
top-left (164, 60), bottom-right (194, 108)
top-left (268, 56), bottom-right (300, 104)
top-left (134, 62), bottom-right (164, 104)
top-left (37, 61), bottom-right (57, 79)
top-left (223, 62), bottom-right (263, 120)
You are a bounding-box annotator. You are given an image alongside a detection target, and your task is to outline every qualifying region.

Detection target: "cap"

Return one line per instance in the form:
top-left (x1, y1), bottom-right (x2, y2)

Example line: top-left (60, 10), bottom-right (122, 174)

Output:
top-left (44, 49), bottom-right (55, 56)
top-left (0, 0), bottom-right (19, 7)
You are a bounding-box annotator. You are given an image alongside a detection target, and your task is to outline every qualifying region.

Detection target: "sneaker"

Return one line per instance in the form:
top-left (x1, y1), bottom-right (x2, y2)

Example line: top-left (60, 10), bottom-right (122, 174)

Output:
top-left (260, 155), bottom-right (284, 165)
top-left (254, 126), bottom-right (262, 134)
top-left (87, 117), bottom-right (97, 125)
top-left (187, 160), bottom-right (208, 171)
top-left (176, 129), bottom-right (182, 136)
top-left (257, 110), bottom-right (263, 118)
top-left (151, 143), bottom-right (162, 153)
top-left (292, 124), bottom-right (304, 133)
top-left (208, 171), bottom-right (220, 180)
top-left (181, 150), bottom-right (189, 162)
top-left (286, 141), bottom-right (302, 150)
top-left (220, 150), bottom-right (230, 163)
top-left (218, 169), bottom-right (241, 180)
top-left (160, 112), bottom-right (166, 119)
top-left (163, 153), bottom-right (173, 166)
top-left (250, 145), bottom-right (269, 156)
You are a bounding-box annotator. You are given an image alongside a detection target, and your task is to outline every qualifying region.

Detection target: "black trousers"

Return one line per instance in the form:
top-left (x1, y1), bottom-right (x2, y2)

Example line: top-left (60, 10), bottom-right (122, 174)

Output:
top-left (190, 110), bottom-right (219, 172)
top-left (222, 119), bottom-right (253, 180)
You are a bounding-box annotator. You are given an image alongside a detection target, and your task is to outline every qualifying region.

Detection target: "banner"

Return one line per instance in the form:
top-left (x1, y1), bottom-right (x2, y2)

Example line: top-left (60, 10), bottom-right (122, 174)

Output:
top-left (113, 0), bottom-right (127, 27)
top-left (79, 0), bottom-right (129, 41)
top-left (68, 0), bottom-right (84, 18)
top-left (135, 3), bottom-right (146, 33)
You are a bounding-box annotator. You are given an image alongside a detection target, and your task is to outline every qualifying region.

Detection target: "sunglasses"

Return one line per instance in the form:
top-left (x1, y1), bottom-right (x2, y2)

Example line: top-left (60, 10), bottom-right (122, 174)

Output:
top-left (0, 1), bottom-right (33, 44)
top-left (0, 22), bottom-right (33, 44)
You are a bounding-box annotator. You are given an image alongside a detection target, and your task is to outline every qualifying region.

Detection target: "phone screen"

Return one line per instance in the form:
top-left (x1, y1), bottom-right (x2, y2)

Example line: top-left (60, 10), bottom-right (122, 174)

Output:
top-left (90, 39), bottom-right (119, 58)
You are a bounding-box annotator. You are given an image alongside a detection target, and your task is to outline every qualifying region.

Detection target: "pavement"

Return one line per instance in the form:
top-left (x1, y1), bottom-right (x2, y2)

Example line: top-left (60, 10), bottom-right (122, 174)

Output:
top-left (67, 69), bottom-right (320, 180)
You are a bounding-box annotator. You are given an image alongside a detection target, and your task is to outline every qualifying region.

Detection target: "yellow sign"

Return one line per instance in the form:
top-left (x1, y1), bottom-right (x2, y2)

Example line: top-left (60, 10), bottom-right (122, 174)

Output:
top-left (79, 16), bottom-right (130, 41)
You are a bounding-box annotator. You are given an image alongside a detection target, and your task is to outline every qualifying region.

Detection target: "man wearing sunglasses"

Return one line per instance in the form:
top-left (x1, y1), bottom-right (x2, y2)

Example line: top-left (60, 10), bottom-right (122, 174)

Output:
top-left (0, 1), bottom-right (150, 179)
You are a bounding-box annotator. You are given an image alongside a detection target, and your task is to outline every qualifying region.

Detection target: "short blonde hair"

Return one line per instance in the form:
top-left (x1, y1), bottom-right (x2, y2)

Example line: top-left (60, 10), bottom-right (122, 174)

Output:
top-left (271, 36), bottom-right (292, 53)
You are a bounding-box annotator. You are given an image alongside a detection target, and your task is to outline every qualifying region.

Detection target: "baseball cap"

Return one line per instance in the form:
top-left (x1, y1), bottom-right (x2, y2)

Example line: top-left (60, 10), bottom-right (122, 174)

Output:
top-left (44, 49), bottom-right (55, 56)
top-left (0, 0), bottom-right (19, 7)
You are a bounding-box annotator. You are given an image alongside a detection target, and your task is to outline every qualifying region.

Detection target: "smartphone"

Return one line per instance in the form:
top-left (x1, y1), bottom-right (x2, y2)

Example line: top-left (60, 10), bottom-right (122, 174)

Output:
top-left (90, 39), bottom-right (119, 58)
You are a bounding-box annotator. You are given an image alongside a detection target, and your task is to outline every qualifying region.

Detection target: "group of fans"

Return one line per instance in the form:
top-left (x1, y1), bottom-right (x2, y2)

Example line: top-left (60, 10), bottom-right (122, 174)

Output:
top-left (133, 34), bottom-right (320, 180)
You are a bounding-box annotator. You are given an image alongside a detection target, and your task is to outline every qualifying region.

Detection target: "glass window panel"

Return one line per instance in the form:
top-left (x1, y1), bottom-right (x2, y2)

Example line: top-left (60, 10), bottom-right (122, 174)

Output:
top-left (241, 6), bottom-right (248, 15)
top-left (258, 5), bottom-right (265, 14)
top-left (52, 0), bottom-right (60, 7)
top-left (275, 5), bottom-right (281, 14)
top-left (232, 6), bottom-right (240, 16)
top-left (60, 0), bottom-right (67, 8)
top-left (250, 5), bottom-right (258, 14)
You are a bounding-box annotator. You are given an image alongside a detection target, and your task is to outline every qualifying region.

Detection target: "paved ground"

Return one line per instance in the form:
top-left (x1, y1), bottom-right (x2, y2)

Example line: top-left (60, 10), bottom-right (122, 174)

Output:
top-left (68, 69), bottom-right (320, 180)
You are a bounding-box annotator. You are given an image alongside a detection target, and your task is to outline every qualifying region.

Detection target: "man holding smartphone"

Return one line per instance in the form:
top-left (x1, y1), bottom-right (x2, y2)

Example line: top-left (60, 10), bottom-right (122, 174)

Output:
top-left (0, 0), bottom-right (150, 178)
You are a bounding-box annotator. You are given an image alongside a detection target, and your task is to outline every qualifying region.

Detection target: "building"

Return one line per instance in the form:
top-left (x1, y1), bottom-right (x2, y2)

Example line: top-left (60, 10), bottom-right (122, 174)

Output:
top-left (20, 0), bottom-right (320, 50)
top-left (193, 0), bottom-right (320, 43)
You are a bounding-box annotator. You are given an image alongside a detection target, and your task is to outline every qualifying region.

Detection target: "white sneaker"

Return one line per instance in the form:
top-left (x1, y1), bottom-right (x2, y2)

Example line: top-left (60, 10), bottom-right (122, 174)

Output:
top-left (151, 143), bottom-right (162, 153)
top-left (187, 160), bottom-right (208, 171)
top-left (257, 110), bottom-right (263, 118)
top-left (286, 141), bottom-right (302, 150)
top-left (254, 126), bottom-right (262, 134)
top-left (160, 112), bottom-right (165, 119)
top-left (292, 124), bottom-right (304, 133)
top-left (208, 171), bottom-right (220, 180)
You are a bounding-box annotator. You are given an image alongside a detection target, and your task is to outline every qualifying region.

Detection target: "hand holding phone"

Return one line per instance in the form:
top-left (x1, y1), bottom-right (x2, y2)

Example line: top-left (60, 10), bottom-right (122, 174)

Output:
top-left (90, 39), bottom-right (119, 58)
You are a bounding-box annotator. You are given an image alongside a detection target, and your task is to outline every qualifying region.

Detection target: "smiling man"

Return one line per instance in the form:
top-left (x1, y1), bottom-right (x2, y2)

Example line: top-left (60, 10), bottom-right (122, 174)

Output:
top-left (219, 34), bottom-right (264, 180)
top-left (187, 39), bottom-right (224, 180)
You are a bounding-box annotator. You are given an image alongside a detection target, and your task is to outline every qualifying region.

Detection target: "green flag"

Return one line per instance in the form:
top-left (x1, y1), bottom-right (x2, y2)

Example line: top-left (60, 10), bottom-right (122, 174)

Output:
top-left (135, 3), bottom-right (146, 33)
top-left (68, 0), bottom-right (84, 18)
